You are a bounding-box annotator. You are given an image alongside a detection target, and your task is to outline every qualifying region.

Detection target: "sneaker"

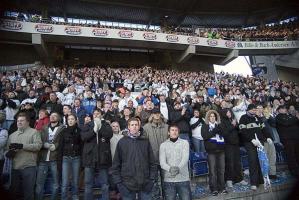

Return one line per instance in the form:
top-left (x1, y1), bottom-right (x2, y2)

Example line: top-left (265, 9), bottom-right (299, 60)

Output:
top-left (269, 175), bottom-right (277, 180)
top-left (238, 180), bottom-right (248, 185)
top-left (226, 180), bottom-right (233, 188)
top-left (250, 185), bottom-right (257, 190)
top-left (212, 191), bottom-right (218, 196)
top-left (221, 189), bottom-right (228, 194)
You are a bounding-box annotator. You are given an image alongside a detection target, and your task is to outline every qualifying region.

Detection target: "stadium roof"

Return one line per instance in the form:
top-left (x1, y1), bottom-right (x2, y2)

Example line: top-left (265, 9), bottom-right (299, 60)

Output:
top-left (3, 0), bottom-right (299, 27)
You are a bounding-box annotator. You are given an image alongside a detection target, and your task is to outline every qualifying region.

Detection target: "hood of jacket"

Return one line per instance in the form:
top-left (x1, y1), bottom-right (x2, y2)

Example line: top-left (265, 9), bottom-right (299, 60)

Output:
top-left (204, 110), bottom-right (221, 124)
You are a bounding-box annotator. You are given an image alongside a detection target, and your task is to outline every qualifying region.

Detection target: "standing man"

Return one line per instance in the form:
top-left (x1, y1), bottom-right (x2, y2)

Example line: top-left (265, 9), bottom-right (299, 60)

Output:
top-left (80, 109), bottom-right (113, 200)
top-left (111, 117), bottom-right (157, 200)
top-left (62, 105), bottom-right (72, 125)
top-left (256, 104), bottom-right (277, 179)
top-left (82, 90), bottom-right (97, 115)
top-left (72, 98), bottom-right (87, 126)
top-left (169, 101), bottom-right (191, 143)
top-left (143, 108), bottom-right (169, 200)
top-left (239, 104), bottom-right (272, 190)
top-left (159, 125), bottom-right (191, 200)
top-left (35, 112), bottom-right (65, 200)
top-left (6, 113), bottom-right (42, 200)
top-left (276, 105), bottom-right (299, 177)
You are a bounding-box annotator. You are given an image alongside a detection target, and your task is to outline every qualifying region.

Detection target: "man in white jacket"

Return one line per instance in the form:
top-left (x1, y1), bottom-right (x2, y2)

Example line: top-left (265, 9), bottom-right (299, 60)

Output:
top-left (159, 125), bottom-right (191, 200)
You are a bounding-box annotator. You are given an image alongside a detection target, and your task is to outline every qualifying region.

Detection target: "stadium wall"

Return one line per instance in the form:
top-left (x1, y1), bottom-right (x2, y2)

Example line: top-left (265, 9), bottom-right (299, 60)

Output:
top-left (0, 44), bottom-right (39, 65)
top-left (276, 66), bottom-right (299, 82)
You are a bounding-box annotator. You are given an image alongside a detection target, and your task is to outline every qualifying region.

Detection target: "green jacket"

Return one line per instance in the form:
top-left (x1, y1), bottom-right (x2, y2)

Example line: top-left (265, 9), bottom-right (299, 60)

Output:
top-left (143, 122), bottom-right (169, 164)
top-left (7, 127), bottom-right (42, 169)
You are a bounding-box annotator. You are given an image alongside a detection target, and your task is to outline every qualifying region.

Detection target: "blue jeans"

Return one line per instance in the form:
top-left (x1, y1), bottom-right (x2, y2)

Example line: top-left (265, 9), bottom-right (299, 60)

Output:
top-left (84, 168), bottom-right (109, 200)
top-left (35, 161), bottom-right (59, 200)
top-left (117, 183), bottom-right (151, 200)
top-left (61, 156), bottom-right (81, 200)
top-left (151, 166), bottom-right (163, 200)
top-left (179, 133), bottom-right (190, 144)
top-left (10, 166), bottom-right (36, 200)
top-left (164, 181), bottom-right (192, 200)
top-left (192, 137), bottom-right (206, 153)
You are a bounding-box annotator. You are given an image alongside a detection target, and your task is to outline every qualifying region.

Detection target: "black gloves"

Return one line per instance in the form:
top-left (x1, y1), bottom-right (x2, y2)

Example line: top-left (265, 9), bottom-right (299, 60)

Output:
top-left (9, 143), bottom-right (23, 150)
top-left (6, 150), bottom-right (17, 158)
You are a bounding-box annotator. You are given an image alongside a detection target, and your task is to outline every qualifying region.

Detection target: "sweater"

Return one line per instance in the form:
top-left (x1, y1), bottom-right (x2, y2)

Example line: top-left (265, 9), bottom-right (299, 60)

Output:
top-left (159, 138), bottom-right (190, 182)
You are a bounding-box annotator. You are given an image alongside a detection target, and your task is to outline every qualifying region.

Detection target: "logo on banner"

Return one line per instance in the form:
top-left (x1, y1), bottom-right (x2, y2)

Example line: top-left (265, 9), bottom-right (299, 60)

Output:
top-left (65, 26), bottom-right (81, 35)
top-left (225, 41), bottom-right (235, 48)
top-left (35, 24), bottom-right (54, 33)
top-left (118, 30), bottom-right (134, 38)
top-left (237, 42), bottom-right (243, 48)
top-left (187, 37), bottom-right (199, 44)
top-left (92, 28), bottom-right (108, 37)
top-left (1, 20), bottom-right (23, 30)
top-left (143, 32), bottom-right (157, 40)
top-left (207, 39), bottom-right (218, 46)
top-left (166, 35), bottom-right (179, 42)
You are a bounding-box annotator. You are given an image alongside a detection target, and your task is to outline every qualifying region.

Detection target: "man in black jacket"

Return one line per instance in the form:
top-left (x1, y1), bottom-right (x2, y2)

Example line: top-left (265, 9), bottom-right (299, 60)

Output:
top-left (111, 117), bottom-right (157, 200)
top-left (80, 109), bottom-right (113, 200)
top-left (239, 104), bottom-right (272, 190)
top-left (169, 101), bottom-right (191, 143)
top-left (276, 105), bottom-right (299, 177)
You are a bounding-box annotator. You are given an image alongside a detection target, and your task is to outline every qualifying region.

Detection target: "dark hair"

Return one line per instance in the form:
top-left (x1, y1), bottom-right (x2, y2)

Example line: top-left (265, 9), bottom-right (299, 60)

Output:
top-left (168, 124), bottom-right (180, 132)
top-left (63, 105), bottom-right (72, 110)
top-left (93, 108), bottom-right (103, 115)
top-left (67, 113), bottom-right (77, 122)
top-left (17, 112), bottom-right (30, 122)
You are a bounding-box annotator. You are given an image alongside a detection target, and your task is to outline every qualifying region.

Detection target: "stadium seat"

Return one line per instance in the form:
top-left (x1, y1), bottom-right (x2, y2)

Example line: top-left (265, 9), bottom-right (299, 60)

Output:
top-left (189, 151), bottom-right (209, 183)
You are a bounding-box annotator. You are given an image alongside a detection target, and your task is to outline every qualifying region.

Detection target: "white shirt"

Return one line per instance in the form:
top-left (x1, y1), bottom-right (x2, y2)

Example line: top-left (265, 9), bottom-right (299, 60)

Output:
top-left (190, 117), bottom-right (204, 140)
top-left (159, 102), bottom-right (169, 120)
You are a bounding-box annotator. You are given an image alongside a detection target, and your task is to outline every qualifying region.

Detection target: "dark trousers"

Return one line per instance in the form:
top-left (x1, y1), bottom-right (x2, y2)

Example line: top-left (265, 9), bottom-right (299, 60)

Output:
top-left (10, 166), bottom-right (36, 200)
top-left (225, 144), bottom-right (243, 183)
top-left (0, 159), bottom-right (4, 185)
top-left (207, 151), bottom-right (225, 192)
top-left (282, 139), bottom-right (299, 177)
top-left (244, 142), bottom-right (264, 186)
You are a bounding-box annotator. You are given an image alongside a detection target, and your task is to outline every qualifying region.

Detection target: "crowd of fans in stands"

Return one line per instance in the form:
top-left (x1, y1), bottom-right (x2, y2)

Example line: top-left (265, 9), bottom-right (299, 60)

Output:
top-left (4, 13), bottom-right (299, 41)
top-left (0, 66), bottom-right (298, 199)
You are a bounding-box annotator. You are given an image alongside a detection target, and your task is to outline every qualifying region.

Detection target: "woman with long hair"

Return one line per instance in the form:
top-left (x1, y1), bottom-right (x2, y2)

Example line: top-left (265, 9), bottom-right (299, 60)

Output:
top-left (202, 110), bottom-right (227, 196)
top-left (219, 108), bottom-right (247, 188)
top-left (60, 114), bottom-right (82, 200)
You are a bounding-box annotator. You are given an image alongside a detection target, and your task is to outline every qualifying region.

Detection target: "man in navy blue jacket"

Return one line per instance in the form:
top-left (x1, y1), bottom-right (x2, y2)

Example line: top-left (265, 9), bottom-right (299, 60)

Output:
top-left (111, 117), bottom-right (157, 200)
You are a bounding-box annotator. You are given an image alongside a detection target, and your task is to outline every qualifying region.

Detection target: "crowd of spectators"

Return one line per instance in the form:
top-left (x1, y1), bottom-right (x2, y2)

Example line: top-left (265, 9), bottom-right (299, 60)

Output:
top-left (0, 65), bottom-right (298, 199)
top-left (4, 14), bottom-right (299, 41)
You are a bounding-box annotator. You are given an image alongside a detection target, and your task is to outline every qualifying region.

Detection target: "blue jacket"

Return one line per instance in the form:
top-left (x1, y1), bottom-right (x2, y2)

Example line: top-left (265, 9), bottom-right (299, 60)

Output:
top-left (82, 98), bottom-right (96, 115)
top-left (72, 106), bottom-right (87, 126)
